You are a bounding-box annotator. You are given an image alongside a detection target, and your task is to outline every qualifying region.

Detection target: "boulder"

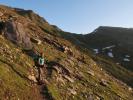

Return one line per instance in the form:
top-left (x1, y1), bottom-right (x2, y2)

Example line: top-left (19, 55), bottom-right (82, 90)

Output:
top-left (63, 75), bottom-right (74, 83)
top-left (4, 20), bottom-right (32, 49)
top-left (30, 37), bottom-right (42, 45)
top-left (63, 46), bottom-right (73, 55)
top-left (68, 88), bottom-right (77, 95)
top-left (87, 70), bottom-right (95, 76)
top-left (100, 79), bottom-right (109, 87)
top-left (95, 96), bottom-right (103, 100)
top-left (28, 75), bottom-right (37, 83)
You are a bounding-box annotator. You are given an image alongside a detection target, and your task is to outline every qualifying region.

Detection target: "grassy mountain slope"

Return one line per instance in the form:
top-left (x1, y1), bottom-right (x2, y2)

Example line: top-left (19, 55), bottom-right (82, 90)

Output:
top-left (0, 5), bottom-right (133, 100)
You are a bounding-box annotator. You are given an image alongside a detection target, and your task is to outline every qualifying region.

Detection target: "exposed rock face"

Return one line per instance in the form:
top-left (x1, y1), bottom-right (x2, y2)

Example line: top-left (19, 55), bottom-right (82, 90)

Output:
top-left (4, 20), bottom-right (32, 49)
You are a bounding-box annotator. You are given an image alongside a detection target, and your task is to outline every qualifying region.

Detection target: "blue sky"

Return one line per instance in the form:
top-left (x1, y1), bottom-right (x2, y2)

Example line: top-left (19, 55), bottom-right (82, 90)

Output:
top-left (0, 0), bottom-right (133, 34)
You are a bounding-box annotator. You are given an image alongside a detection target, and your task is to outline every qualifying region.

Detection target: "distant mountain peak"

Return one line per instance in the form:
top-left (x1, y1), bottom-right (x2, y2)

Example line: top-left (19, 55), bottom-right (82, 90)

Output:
top-left (94, 26), bottom-right (133, 33)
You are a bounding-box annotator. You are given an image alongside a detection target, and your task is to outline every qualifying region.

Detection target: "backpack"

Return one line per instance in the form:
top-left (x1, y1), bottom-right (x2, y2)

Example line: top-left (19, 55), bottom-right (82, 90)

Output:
top-left (38, 57), bottom-right (45, 66)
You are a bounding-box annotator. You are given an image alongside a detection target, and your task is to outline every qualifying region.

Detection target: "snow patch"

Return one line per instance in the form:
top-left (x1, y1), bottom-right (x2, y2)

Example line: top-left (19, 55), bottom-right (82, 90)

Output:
top-left (123, 58), bottom-right (130, 62)
top-left (102, 45), bottom-right (115, 50)
top-left (93, 49), bottom-right (99, 54)
top-left (123, 55), bottom-right (131, 62)
top-left (107, 52), bottom-right (114, 58)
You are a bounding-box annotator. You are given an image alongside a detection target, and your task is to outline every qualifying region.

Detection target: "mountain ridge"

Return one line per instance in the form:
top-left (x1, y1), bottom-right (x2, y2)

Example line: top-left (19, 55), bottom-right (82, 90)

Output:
top-left (64, 25), bottom-right (133, 87)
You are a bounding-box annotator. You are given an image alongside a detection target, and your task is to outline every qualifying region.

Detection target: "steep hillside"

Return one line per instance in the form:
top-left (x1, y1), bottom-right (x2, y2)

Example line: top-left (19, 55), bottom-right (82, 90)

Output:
top-left (0, 5), bottom-right (133, 100)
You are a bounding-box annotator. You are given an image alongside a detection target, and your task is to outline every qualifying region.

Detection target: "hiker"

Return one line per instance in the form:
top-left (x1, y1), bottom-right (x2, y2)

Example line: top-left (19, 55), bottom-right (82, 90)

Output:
top-left (37, 52), bottom-right (45, 83)
top-left (33, 49), bottom-right (47, 84)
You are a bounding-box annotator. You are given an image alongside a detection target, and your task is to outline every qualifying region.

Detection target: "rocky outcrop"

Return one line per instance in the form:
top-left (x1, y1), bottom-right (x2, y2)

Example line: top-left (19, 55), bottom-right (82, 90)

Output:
top-left (3, 20), bottom-right (32, 49)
